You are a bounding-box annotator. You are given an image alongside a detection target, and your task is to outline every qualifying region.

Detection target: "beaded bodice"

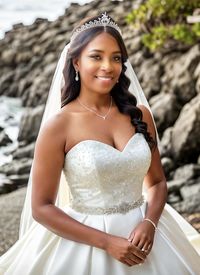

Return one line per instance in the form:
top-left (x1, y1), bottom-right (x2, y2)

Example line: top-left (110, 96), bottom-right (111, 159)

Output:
top-left (63, 133), bottom-right (151, 214)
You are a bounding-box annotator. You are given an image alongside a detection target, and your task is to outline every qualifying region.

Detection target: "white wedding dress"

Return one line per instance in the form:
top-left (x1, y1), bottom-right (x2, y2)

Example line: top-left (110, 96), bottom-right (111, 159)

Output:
top-left (0, 133), bottom-right (200, 275)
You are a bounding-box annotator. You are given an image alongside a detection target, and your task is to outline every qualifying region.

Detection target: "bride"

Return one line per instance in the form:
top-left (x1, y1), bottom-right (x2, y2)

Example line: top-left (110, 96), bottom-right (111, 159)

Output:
top-left (0, 12), bottom-right (199, 275)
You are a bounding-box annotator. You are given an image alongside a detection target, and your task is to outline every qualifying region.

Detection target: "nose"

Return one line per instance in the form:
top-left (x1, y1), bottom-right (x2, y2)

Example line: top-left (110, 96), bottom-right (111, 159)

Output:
top-left (100, 58), bottom-right (113, 71)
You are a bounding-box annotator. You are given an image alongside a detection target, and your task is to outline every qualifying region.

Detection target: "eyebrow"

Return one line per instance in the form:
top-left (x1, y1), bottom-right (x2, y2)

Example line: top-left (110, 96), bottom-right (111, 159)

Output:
top-left (88, 49), bottom-right (121, 54)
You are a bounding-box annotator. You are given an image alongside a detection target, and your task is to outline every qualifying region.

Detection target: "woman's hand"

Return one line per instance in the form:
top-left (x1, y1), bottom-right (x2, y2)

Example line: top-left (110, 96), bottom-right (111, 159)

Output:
top-left (105, 235), bottom-right (146, 267)
top-left (128, 220), bottom-right (156, 255)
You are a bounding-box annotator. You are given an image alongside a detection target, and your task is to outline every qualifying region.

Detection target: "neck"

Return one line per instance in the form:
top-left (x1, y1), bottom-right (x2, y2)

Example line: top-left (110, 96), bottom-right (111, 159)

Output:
top-left (77, 93), bottom-right (112, 111)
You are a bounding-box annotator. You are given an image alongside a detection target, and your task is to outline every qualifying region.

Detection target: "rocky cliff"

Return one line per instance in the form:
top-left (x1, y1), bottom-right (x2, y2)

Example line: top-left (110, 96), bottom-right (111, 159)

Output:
top-left (0, 0), bottom-right (200, 232)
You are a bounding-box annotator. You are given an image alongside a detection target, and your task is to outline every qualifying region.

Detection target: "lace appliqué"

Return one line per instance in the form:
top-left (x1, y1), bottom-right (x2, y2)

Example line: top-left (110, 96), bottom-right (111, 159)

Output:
top-left (70, 196), bottom-right (144, 215)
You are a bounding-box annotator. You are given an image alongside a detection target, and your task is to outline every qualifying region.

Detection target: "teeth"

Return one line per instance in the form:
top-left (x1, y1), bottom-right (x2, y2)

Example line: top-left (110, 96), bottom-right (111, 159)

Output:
top-left (97, 76), bottom-right (112, 80)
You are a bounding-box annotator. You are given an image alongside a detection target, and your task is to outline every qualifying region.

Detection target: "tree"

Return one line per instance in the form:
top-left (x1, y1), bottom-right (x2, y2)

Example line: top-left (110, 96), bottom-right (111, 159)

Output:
top-left (126, 0), bottom-right (200, 51)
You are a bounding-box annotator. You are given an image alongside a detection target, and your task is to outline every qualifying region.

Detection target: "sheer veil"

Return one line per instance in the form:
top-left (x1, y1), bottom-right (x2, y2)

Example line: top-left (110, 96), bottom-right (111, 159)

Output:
top-left (18, 33), bottom-right (200, 255)
top-left (19, 44), bottom-right (70, 237)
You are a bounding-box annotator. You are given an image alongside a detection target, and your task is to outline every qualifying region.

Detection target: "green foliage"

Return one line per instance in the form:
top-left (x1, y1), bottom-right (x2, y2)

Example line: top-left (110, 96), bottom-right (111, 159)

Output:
top-left (126, 0), bottom-right (200, 51)
top-left (192, 23), bottom-right (200, 37)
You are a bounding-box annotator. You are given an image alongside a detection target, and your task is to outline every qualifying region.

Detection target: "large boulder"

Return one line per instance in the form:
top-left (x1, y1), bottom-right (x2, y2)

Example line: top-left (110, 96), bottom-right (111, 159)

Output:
top-left (0, 158), bottom-right (32, 176)
top-left (136, 58), bottom-right (162, 99)
top-left (150, 93), bottom-right (181, 133)
top-left (160, 127), bottom-right (173, 158)
top-left (173, 164), bottom-right (200, 181)
top-left (0, 173), bottom-right (16, 194)
top-left (12, 142), bottom-right (35, 160)
top-left (180, 183), bottom-right (200, 200)
top-left (171, 94), bottom-right (200, 162)
top-left (172, 193), bottom-right (200, 214)
top-left (0, 131), bottom-right (12, 146)
top-left (17, 105), bottom-right (44, 144)
top-left (161, 45), bottom-right (200, 104)
top-left (0, 71), bottom-right (15, 96)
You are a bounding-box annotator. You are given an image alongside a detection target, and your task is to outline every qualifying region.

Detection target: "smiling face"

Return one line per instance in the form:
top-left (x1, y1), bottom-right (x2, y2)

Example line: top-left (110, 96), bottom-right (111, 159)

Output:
top-left (73, 32), bottom-right (122, 95)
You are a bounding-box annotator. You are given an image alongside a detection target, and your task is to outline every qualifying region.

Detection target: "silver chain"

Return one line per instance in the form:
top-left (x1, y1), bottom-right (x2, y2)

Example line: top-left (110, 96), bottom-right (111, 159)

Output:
top-left (77, 96), bottom-right (112, 120)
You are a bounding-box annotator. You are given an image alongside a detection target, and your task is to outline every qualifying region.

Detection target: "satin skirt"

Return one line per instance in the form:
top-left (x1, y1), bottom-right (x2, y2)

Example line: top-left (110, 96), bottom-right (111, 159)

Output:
top-left (0, 202), bottom-right (200, 275)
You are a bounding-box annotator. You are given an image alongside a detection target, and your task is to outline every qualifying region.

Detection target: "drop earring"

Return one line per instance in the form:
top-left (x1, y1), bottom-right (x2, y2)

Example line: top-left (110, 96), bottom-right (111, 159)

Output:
top-left (75, 70), bottom-right (79, 81)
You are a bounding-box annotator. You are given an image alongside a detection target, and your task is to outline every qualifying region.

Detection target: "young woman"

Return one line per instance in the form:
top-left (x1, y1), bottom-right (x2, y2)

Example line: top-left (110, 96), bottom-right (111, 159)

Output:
top-left (0, 13), bottom-right (199, 275)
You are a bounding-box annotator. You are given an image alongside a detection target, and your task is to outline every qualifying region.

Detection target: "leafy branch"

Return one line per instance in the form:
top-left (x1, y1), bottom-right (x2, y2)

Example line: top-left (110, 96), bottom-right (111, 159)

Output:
top-left (126, 0), bottom-right (200, 51)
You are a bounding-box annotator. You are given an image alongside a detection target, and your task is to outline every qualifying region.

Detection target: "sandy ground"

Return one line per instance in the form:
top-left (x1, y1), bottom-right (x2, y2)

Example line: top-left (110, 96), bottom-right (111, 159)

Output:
top-left (0, 188), bottom-right (26, 256)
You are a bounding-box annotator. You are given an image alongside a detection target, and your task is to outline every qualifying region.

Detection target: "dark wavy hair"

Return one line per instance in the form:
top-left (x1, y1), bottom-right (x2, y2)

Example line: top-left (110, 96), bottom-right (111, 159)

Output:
top-left (61, 14), bottom-right (156, 150)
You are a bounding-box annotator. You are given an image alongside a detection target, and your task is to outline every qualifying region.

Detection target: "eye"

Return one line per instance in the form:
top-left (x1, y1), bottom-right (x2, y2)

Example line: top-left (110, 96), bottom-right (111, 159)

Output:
top-left (113, 56), bottom-right (122, 62)
top-left (90, 55), bottom-right (101, 60)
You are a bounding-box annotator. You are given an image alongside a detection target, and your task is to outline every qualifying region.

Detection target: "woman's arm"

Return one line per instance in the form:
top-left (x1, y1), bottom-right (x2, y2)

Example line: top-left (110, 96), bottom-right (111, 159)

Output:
top-left (139, 104), bottom-right (168, 225)
top-left (128, 104), bottom-right (167, 252)
top-left (31, 112), bottom-right (146, 266)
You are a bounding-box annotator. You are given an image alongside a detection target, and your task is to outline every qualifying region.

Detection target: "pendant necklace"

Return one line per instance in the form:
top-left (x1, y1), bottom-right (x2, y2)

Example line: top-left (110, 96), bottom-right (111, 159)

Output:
top-left (77, 96), bottom-right (112, 120)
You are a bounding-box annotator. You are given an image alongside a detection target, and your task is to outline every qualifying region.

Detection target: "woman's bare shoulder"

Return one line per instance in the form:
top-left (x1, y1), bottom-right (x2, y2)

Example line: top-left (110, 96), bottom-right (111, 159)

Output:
top-left (137, 104), bottom-right (152, 122)
top-left (40, 112), bottom-right (67, 136)
top-left (37, 102), bottom-right (80, 143)
top-left (41, 103), bottom-right (77, 133)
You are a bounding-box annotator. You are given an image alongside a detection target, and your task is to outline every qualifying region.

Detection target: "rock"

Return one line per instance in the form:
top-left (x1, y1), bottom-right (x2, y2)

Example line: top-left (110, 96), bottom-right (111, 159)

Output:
top-left (0, 131), bottom-right (12, 146)
top-left (161, 45), bottom-right (200, 104)
top-left (0, 71), bottom-right (15, 96)
top-left (8, 174), bottom-right (30, 186)
top-left (173, 70), bottom-right (196, 104)
top-left (137, 58), bottom-right (162, 99)
top-left (13, 142), bottom-right (35, 160)
top-left (22, 78), bottom-right (49, 106)
top-left (184, 213), bottom-right (200, 233)
top-left (161, 157), bottom-right (174, 176)
top-left (171, 94), bottom-right (200, 162)
top-left (150, 93), bottom-right (181, 133)
top-left (18, 78), bottom-right (32, 98)
top-left (44, 53), bottom-right (57, 65)
top-left (167, 178), bottom-right (186, 193)
top-left (160, 127), bottom-right (173, 157)
top-left (194, 62), bottom-right (200, 80)
top-left (126, 35), bottom-right (142, 54)
top-left (6, 82), bottom-right (19, 97)
top-left (0, 158), bottom-right (32, 176)
top-left (173, 164), bottom-right (200, 181)
top-left (180, 183), bottom-right (200, 200)
top-left (12, 23), bottom-right (24, 30)
top-left (196, 75), bottom-right (200, 94)
top-left (167, 193), bottom-right (181, 204)
top-left (172, 194), bottom-right (200, 214)
top-left (0, 181), bottom-right (17, 194)
top-left (15, 51), bottom-right (32, 63)
top-left (1, 49), bottom-right (16, 65)
top-left (0, 174), bottom-right (17, 194)
top-left (2, 143), bottom-right (18, 156)
top-left (15, 67), bottom-right (30, 82)
top-left (129, 51), bottom-right (144, 68)
top-left (39, 29), bottom-right (59, 44)
top-left (181, 44), bottom-right (200, 75)
top-left (43, 63), bottom-right (57, 78)
top-left (17, 105), bottom-right (44, 144)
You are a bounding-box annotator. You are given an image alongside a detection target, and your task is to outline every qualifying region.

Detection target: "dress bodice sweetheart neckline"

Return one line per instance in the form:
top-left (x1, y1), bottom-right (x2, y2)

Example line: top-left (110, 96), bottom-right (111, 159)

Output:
top-left (65, 132), bottom-right (141, 157)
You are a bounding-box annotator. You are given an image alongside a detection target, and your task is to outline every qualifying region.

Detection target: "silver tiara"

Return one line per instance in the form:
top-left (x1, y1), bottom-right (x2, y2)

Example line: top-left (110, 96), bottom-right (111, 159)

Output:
top-left (70, 12), bottom-right (122, 42)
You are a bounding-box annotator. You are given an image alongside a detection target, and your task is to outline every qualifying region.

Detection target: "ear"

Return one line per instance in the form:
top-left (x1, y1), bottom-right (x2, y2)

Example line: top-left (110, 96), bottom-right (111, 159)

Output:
top-left (72, 58), bottom-right (80, 71)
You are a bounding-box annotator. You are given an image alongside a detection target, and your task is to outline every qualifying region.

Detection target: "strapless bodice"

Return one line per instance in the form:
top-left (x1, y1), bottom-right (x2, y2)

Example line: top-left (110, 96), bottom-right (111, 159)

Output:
top-left (62, 133), bottom-right (151, 214)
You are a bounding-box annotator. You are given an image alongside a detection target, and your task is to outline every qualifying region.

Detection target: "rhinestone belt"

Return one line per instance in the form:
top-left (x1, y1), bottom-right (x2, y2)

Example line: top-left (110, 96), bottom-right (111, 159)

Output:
top-left (70, 195), bottom-right (144, 215)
